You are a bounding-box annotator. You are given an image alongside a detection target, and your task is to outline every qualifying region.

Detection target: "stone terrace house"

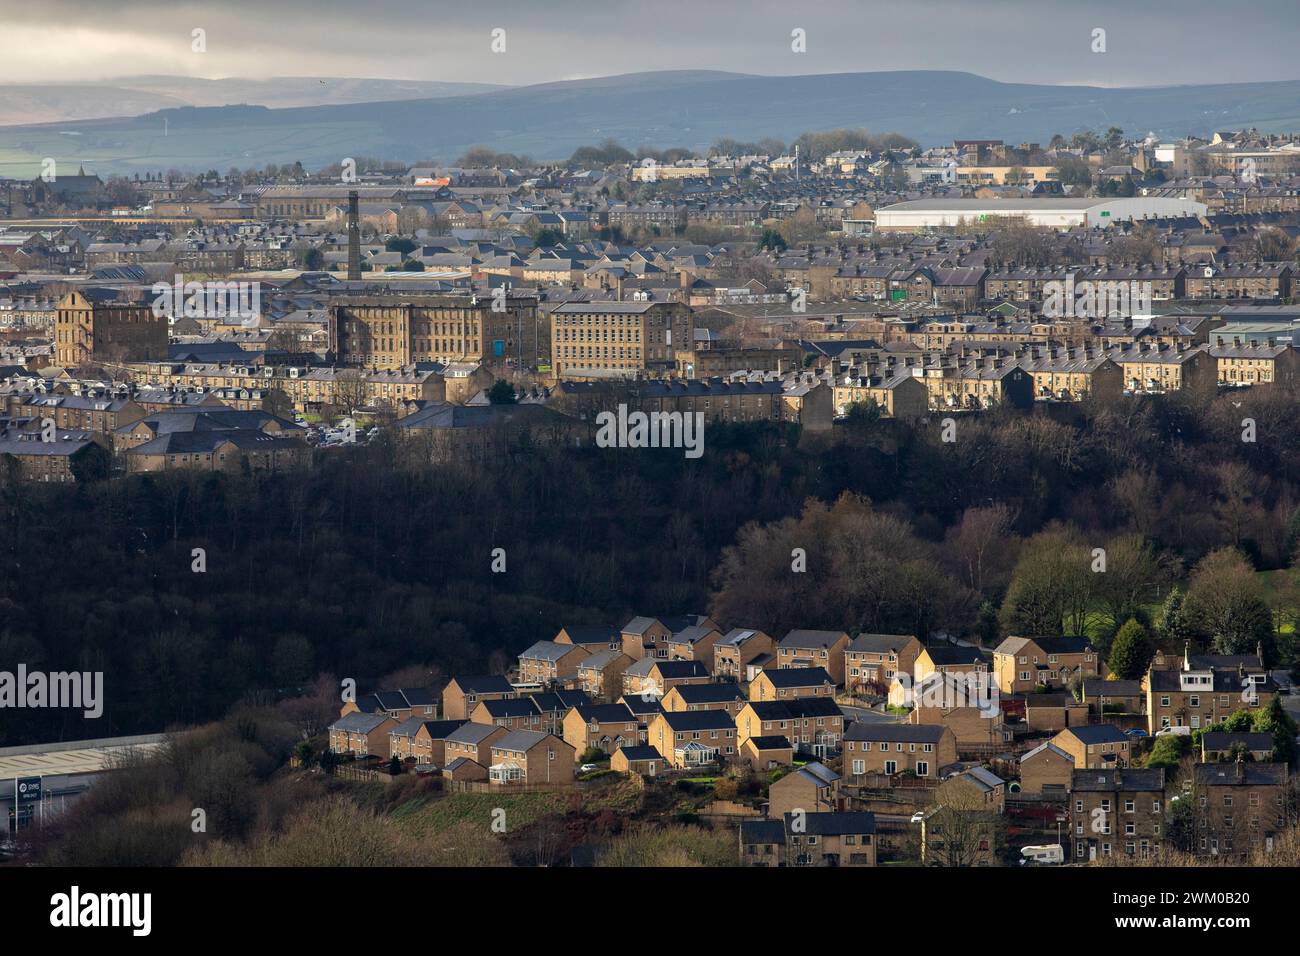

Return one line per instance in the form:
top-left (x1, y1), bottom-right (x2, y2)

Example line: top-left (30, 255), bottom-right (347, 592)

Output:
top-left (1200, 732), bottom-right (1275, 763)
top-left (1192, 760), bottom-right (1290, 859)
top-left (1145, 649), bottom-right (1277, 735)
top-left (740, 814), bottom-right (877, 868)
top-left (1070, 768), bottom-right (1165, 862)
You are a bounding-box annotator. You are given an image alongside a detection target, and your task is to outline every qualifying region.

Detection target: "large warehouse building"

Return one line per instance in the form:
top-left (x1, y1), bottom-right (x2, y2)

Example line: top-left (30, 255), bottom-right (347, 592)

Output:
top-left (874, 197), bottom-right (1209, 232)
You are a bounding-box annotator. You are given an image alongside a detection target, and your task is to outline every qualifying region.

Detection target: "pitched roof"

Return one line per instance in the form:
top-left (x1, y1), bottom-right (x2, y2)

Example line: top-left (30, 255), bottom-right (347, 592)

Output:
top-left (491, 729), bottom-right (560, 753)
top-left (614, 745), bottom-right (662, 762)
top-left (844, 722), bottom-right (947, 744)
top-left (849, 633), bottom-right (917, 654)
top-left (1070, 768), bottom-right (1164, 792)
top-left (1059, 725), bottom-right (1128, 746)
top-left (780, 629), bottom-right (849, 649)
top-left (657, 709), bottom-right (735, 732)
top-left (759, 666), bottom-right (833, 688)
top-left (783, 811), bottom-right (876, 836)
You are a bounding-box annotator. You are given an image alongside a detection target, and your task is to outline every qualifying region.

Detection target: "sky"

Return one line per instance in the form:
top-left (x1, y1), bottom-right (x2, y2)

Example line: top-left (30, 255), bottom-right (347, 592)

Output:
top-left (0, 0), bottom-right (1297, 89)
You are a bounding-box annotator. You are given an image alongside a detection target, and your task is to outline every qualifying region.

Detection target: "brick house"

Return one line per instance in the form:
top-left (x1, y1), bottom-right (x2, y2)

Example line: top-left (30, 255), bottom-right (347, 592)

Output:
top-left (442, 675), bottom-right (516, 721)
top-left (748, 666), bottom-right (836, 702)
top-left (487, 730), bottom-right (575, 785)
top-left (843, 723), bottom-right (957, 781)
top-left (1052, 725), bottom-right (1130, 770)
top-left (1018, 741), bottom-right (1074, 797)
top-left (776, 629), bottom-right (850, 684)
top-left (769, 761), bottom-right (841, 818)
top-left (648, 710), bottom-right (737, 768)
top-left (713, 628), bottom-right (775, 682)
top-left (844, 633), bottom-right (922, 695)
top-left (993, 636), bottom-right (1100, 695)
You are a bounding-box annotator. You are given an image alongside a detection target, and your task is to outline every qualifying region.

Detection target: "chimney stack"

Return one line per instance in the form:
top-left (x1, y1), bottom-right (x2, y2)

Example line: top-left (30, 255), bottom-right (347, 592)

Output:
top-left (347, 190), bottom-right (361, 282)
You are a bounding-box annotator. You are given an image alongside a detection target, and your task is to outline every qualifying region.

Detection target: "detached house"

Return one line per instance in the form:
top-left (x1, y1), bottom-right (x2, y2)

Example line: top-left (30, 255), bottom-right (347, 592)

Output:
top-left (769, 761), bottom-right (841, 817)
top-left (443, 721), bottom-right (508, 770)
top-left (992, 636), bottom-right (1100, 694)
top-left (575, 649), bottom-right (635, 700)
top-left (843, 723), bottom-right (957, 781)
top-left (517, 640), bottom-right (590, 687)
top-left (442, 675), bottom-right (517, 721)
top-left (469, 697), bottom-right (546, 732)
top-left (1018, 741), bottom-right (1074, 796)
top-left (776, 629), bottom-right (850, 684)
top-left (844, 633), bottom-right (923, 694)
top-left (1052, 725), bottom-right (1130, 770)
top-left (487, 730), bottom-right (575, 785)
top-left (714, 627), bottom-right (776, 681)
top-left (661, 682), bottom-right (746, 715)
top-left (749, 666), bottom-right (836, 702)
top-left (329, 712), bottom-right (398, 759)
top-left (562, 702), bottom-right (640, 757)
top-left (735, 698), bottom-right (845, 757)
top-left (622, 658), bottom-right (711, 699)
top-left (649, 709), bottom-right (737, 768)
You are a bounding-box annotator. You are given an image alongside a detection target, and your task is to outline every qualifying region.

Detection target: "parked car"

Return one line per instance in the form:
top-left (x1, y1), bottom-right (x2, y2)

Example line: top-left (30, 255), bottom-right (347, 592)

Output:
top-left (1156, 725), bottom-right (1191, 737)
top-left (1124, 728), bottom-right (1148, 738)
top-left (910, 811), bottom-right (926, 824)
top-left (579, 763), bottom-right (600, 773)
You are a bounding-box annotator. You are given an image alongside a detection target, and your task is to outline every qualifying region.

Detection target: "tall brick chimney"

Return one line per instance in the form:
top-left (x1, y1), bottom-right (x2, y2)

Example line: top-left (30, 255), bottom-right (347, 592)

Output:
top-left (347, 190), bottom-right (361, 282)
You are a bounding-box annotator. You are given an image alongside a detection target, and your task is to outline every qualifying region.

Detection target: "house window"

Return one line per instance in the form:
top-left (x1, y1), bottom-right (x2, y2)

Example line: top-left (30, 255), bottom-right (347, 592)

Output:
top-left (916, 761), bottom-right (929, 777)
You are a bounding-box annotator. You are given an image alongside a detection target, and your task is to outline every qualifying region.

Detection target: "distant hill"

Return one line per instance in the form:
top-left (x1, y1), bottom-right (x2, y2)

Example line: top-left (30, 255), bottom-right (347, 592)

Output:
top-left (0, 76), bottom-right (505, 126)
top-left (3, 69), bottom-right (1300, 176)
